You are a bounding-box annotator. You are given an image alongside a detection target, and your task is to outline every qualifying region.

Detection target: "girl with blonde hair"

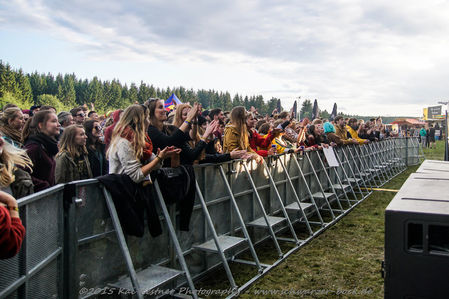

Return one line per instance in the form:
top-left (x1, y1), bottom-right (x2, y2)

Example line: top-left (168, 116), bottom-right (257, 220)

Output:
top-left (55, 125), bottom-right (93, 184)
top-left (0, 138), bottom-right (33, 195)
top-left (108, 104), bottom-right (177, 183)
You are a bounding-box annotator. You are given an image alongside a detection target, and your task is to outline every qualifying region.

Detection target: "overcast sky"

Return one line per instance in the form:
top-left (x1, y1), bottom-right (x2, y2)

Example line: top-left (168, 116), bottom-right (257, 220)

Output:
top-left (1, 0), bottom-right (449, 116)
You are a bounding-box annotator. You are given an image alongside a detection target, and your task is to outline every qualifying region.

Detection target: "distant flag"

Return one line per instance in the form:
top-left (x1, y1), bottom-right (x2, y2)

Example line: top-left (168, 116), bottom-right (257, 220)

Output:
top-left (329, 103), bottom-right (337, 121)
top-left (311, 99), bottom-right (319, 120)
top-left (291, 100), bottom-right (298, 120)
top-left (164, 93), bottom-right (182, 111)
top-left (276, 99), bottom-right (282, 113)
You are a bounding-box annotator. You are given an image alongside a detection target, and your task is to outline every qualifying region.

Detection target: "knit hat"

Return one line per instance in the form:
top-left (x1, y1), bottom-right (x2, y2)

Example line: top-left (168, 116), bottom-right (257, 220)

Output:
top-left (323, 122), bottom-right (336, 134)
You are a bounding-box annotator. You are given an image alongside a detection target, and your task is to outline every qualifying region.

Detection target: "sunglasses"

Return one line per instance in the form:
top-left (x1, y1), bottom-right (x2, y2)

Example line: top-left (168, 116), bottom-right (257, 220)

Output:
top-left (77, 113), bottom-right (85, 117)
top-left (94, 125), bottom-right (101, 131)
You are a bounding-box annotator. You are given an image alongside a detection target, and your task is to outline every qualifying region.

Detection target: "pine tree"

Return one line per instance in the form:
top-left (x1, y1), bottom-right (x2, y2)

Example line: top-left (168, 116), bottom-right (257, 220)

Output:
top-left (57, 74), bottom-right (76, 107)
top-left (87, 77), bottom-right (103, 109)
top-left (300, 99), bottom-right (313, 119)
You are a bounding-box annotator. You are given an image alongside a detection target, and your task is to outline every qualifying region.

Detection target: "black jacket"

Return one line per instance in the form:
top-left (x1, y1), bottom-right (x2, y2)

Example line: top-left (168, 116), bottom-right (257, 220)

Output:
top-left (87, 144), bottom-right (109, 177)
top-left (97, 174), bottom-right (162, 237)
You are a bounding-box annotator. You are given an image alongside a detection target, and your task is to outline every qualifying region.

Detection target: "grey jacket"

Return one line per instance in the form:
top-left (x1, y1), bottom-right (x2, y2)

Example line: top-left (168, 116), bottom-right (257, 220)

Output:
top-left (107, 137), bottom-right (159, 183)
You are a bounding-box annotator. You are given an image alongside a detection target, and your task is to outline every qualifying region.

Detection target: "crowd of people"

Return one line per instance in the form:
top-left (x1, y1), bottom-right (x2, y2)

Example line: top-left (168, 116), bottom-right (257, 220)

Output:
top-left (417, 124), bottom-right (438, 149)
top-left (0, 100), bottom-right (394, 259)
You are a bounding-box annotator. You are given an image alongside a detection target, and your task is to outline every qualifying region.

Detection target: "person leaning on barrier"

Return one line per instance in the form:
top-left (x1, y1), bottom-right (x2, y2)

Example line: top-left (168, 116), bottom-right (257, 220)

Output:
top-left (0, 107), bottom-right (26, 148)
top-left (172, 103), bottom-right (247, 164)
top-left (223, 106), bottom-right (263, 163)
top-left (100, 105), bottom-right (178, 237)
top-left (323, 121), bottom-right (343, 146)
top-left (334, 116), bottom-right (358, 145)
top-left (22, 110), bottom-right (60, 192)
top-left (358, 121), bottom-right (377, 142)
top-left (305, 121), bottom-right (327, 150)
top-left (146, 99), bottom-right (199, 230)
top-left (55, 125), bottom-right (93, 184)
top-left (257, 122), bottom-right (298, 155)
top-left (146, 98), bottom-right (196, 165)
top-left (246, 111), bottom-right (280, 157)
top-left (84, 119), bottom-right (109, 177)
top-left (0, 190), bottom-right (25, 259)
top-left (108, 104), bottom-right (178, 183)
top-left (346, 118), bottom-right (369, 144)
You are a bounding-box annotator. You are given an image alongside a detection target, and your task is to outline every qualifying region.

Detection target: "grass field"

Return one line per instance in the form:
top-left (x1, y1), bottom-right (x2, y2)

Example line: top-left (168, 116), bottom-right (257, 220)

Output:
top-left (196, 141), bottom-right (445, 298)
top-left (422, 139), bottom-right (445, 160)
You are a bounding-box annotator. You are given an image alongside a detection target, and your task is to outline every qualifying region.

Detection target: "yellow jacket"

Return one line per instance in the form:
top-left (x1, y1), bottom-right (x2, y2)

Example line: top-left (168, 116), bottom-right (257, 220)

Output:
top-left (258, 134), bottom-right (288, 154)
top-left (346, 125), bottom-right (367, 144)
top-left (223, 124), bottom-right (256, 154)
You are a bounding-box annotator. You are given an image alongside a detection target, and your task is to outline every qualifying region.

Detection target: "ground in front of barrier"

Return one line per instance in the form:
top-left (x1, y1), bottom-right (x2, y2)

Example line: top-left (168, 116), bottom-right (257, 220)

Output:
top-left (195, 164), bottom-right (421, 299)
top-left (422, 140), bottom-right (445, 160)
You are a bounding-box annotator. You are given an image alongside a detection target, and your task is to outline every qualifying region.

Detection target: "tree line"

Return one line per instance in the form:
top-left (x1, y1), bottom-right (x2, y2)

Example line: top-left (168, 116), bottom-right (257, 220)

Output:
top-left (0, 60), bottom-right (282, 114)
top-left (0, 60), bottom-right (404, 123)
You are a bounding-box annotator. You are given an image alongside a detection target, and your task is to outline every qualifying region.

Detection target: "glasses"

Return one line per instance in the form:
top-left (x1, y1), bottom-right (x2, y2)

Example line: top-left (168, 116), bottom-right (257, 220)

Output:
top-left (94, 125), bottom-right (101, 131)
top-left (77, 113), bottom-right (85, 117)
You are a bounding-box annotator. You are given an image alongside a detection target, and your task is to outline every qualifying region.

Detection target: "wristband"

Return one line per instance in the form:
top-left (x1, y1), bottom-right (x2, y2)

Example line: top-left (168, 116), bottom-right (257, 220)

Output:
top-left (184, 119), bottom-right (191, 125)
top-left (155, 155), bottom-right (162, 161)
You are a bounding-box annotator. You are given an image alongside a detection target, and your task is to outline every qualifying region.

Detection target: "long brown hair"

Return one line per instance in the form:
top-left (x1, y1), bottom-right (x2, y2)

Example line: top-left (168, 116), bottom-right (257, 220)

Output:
top-left (229, 106), bottom-right (249, 150)
top-left (22, 110), bottom-right (55, 143)
top-left (57, 125), bottom-right (88, 158)
top-left (145, 98), bottom-right (163, 126)
top-left (108, 105), bottom-right (148, 160)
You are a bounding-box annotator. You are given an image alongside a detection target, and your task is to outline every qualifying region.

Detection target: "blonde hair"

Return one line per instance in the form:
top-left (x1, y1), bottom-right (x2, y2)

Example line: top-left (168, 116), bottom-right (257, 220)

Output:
top-left (173, 104), bottom-right (192, 128)
top-left (108, 105), bottom-right (148, 160)
top-left (57, 125), bottom-right (87, 158)
top-left (0, 107), bottom-right (21, 125)
top-left (0, 141), bottom-right (33, 188)
top-left (229, 106), bottom-right (249, 150)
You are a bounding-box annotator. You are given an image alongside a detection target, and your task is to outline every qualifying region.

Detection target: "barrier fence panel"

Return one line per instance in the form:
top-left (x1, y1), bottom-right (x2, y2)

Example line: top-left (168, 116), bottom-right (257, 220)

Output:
top-left (0, 185), bottom-right (65, 299)
top-left (0, 138), bottom-right (421, 298)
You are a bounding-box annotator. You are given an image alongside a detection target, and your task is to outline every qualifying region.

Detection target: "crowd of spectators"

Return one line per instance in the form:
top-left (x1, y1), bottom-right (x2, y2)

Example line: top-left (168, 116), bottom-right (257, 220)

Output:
top-left (0, 100), bottom-right (395, 258)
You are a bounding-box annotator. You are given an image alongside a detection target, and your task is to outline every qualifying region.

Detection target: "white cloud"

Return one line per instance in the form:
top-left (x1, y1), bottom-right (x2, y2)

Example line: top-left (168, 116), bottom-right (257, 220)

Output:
top-left (1, 0), bottom-right (449, 115)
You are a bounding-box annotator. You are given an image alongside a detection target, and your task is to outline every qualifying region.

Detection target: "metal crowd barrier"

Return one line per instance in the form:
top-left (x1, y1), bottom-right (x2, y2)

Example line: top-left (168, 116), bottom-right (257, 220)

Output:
top-left (0, 138), bottom-right (422, 299)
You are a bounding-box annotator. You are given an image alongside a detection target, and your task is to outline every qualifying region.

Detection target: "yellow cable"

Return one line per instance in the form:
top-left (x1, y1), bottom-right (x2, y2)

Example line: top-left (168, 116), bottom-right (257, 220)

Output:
top-left (360, 187), bottom-right (399, 192)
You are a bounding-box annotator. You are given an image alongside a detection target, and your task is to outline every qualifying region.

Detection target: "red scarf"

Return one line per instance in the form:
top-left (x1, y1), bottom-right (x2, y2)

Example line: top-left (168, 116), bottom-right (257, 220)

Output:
top-left (121, 126), bottom-right (154, 161)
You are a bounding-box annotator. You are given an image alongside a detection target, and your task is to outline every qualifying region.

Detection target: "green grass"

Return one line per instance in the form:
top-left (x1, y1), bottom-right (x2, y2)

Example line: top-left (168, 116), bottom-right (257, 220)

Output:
top-left (422, 139), bottom-right (445, 160)
top-left (237, 166), bottom-right (419, 299)
top-left (194, 143), bottom-right (446, 298)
